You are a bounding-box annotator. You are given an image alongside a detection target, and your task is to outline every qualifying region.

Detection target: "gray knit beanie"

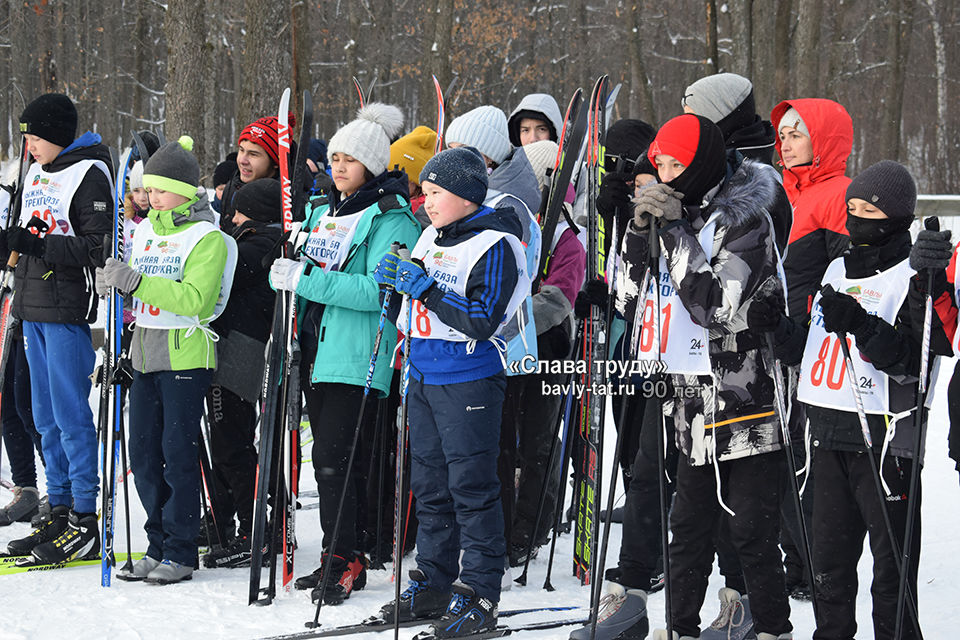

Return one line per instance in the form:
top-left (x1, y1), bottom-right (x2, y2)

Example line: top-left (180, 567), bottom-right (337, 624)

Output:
top-left (445, 105), bottom-right (512, 165)
top-left (682, 73), bottom-right (754, 123)
top-left (420, 147), bottom-right (489, 205)
top-left (142, 136), bottom-right (200, 199)
top-left (520, 140), bottom-right (559, 192)
top-left (327, 103), bottom-right (404, 176)
top-left (846, 160), bottom-right (917, 220)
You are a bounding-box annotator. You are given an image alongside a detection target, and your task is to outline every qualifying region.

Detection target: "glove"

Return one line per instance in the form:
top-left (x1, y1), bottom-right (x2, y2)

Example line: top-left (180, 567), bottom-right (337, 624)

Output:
top-left (747, 293), bottom-right (786, 334)
top-left (596, 172), bottom-right (634, 218)
top-left (269, 257), bottom-right (306, 292)
top-left (0, 230), bottom-right (7, 256)
top-left (7, 226), bottom-right (44, 257)
top-left (100, 257), bottom-right (142, 295)
top-left (395, 258), bottom-right (435, 300)
top-left (632, 183), bottom-right (684, 227)
top-left (909, 229), bottom-right (953, 273)
top-left (574, 278), bottom-right (608, 320)
top-left (95, 266), bottom-right (109, 296)
top-left (818, 289), bottom-right (868, 335)
top-left (373, 250), bottom-right (402, 288)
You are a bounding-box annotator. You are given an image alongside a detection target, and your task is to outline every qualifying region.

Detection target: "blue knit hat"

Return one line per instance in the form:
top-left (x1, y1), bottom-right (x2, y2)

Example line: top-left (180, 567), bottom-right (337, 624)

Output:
top-left (420, 147), bottom-right (488, 205)
top-left (445, 105), bottom-right (512, 165)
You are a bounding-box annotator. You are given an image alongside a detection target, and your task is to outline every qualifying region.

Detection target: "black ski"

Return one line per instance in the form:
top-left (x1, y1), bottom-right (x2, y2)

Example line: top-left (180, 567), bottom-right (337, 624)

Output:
top-left (257, 606), bottom-right (582, 640)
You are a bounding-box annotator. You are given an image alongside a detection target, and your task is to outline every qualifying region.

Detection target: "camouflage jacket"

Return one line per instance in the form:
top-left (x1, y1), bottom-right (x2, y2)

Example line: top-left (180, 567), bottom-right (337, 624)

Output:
top-left (617, 158), bottom-right (785, 466)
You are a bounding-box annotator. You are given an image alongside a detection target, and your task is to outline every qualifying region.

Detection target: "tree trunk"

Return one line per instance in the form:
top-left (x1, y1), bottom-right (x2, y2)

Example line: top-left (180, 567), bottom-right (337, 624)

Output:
top-left (795, 0), bottom-right (822, 96)
top-left (881, 0), bottom-right (915, 160)
top-left (237, 0), bottom-right (291, 133)
top-left (165, 0), bottom-right (212, 170)
top-left (731, 0), bottom-right (754, 81)
top-left (773, 0), bottom-right (792, 101)
top-left (705, 0), bottom-right (720, 74)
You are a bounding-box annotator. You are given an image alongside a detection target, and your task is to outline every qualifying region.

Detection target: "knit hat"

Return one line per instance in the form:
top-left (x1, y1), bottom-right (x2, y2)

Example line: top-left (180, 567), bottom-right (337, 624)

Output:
top-left (777, 107), bottom-right (809, 138)
top-left (683, 74), bottom-right (753, 124)
top-left (520, 140), bottom-right (559, 192)
top-left (142, 136), bottom-right (200, 200)
top-left (649, 114), bottom-right (726, 206)
top-left (307, 139), bottom-right (328, 168)
top-left (213, 160), bottom-right (238, 187)
top-left (605, 119), bottom-right (656, 173)
top-left (390, 126), bottom-right (437, 186)
top-left (239, 114), bottom-right (295, 167)
top-left (445, 106), bottom-right (512, 165)
top-left (328, 103), bottom-right (405, 177)
top-left (129, 161), bottom-right (145, 190)
top-left (233, 178), bottom-right (281, 223)
top-left (132, 130), bottom-right (161, 161)
top-left (19, 93), bottom-right (78, 148)
top-left (420, 147), bottom-right (489, 205)
top-left (845, 160), bottom-right (917, 220)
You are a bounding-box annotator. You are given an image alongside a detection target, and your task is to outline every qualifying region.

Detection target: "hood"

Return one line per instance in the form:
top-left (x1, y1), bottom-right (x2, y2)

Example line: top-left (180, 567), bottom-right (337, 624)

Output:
top-left (46, 131), bottom-right (113, 172)
top-left (332, 169), bottom-right (410, 217)
top-left (771, 99), bottom-right (852, 187)
top-left (705, 158), bottom-right (781, 229)
top-left (487, 148), bottom-right (541, 216)
top-left (151, 187), bottom-right (216, 230)
top-left (438, 203), bottom-right (524, 242)
top-left (724, 116), bottom-right (775, 163)
top-left (507, 94), bottom-right (564, 146)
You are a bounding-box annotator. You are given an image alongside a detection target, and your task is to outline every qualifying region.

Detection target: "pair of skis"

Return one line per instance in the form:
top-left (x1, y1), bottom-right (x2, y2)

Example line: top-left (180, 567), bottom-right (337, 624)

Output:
top-left (248, 87), bottom-right (313, 605)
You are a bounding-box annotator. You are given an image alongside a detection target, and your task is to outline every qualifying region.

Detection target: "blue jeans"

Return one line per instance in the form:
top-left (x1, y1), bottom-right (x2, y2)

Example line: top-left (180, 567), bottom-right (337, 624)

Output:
top-left (21, 321), bottom-right (97, 513)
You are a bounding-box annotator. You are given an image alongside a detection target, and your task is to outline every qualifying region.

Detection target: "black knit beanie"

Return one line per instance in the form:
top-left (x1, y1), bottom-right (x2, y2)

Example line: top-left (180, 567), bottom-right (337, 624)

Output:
top-left (213, 160), bottom-right (238, 187)
top-left (845, 160), bottom-right (917, 220)
top-left (420, 146), bottom-right (489, 205)
top-left (20, 93), bottom-right (78, 148)
top-left (234, 178), bottom-right (281, 223)
top-left (605, 119), bottom-right (657, 173)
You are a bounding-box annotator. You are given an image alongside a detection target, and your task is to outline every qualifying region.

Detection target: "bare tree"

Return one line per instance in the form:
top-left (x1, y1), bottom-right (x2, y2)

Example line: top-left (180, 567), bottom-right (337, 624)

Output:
top-left (795, 0), bottom-right (823, 95)
top-left (237, 0), bottom-right (291, 133)
top-left (164, 0), bottom-right (212, 170)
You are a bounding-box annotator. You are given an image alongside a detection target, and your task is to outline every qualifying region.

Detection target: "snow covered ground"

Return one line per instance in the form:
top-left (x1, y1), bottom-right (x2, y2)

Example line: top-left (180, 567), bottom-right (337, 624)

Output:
top-left (1, 360), bottom-right (959, 640)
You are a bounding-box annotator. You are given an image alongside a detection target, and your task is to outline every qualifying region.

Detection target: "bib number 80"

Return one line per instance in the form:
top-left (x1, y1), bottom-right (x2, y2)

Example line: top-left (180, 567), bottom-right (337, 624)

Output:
top-left (810, 335), bottom-right (851, 390)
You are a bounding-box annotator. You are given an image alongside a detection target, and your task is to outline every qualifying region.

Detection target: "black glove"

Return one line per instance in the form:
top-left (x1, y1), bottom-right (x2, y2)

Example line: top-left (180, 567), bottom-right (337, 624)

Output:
top-left (909, 229), bottom-right (953, 273)
top-left (747, 293), bottom-right (786, 334)
top-left (7, 226), bottom-right (45, 257)
top-left (0, 229), bottom-right (7, 256)
top-left (819, 289), bottom-right (868, 335)
top-left (596, 172), bottom-right (633, 218)
top-left (574, 278), bottom-right (608, 320)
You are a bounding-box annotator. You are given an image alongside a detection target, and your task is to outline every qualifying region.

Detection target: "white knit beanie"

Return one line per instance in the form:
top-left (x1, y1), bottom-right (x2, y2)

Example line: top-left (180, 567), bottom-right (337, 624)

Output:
top-left (520, 140), bottom-right (559, 192)
top-left (128, 160), bottom-right (144, 190)
top-left (445, 105), bottom-right (512, 165)
top-left (778, 106), bottom-right (809, 138)
top-left (327, 103), bottom-right (404, 176)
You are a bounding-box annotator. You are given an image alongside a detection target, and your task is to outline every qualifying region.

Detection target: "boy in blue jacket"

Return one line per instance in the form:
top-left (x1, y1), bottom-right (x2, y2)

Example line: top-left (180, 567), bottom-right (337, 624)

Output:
top-left (373, 147), bottom-right (529, 638)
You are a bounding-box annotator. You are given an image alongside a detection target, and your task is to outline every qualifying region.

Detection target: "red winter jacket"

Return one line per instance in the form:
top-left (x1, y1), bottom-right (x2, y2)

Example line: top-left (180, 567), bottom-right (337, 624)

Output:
top-left (771, 98), bottom-right (853, 319)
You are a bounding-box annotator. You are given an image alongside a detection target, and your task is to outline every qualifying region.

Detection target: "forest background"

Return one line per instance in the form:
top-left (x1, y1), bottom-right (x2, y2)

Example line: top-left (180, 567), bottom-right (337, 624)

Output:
top-left (0, 0), bottom-right (955, 192)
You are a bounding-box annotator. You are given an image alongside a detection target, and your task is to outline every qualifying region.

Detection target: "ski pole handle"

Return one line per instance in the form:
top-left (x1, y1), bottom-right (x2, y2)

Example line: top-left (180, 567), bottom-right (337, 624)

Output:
top-left (397, 246), bottom-right (411, 261)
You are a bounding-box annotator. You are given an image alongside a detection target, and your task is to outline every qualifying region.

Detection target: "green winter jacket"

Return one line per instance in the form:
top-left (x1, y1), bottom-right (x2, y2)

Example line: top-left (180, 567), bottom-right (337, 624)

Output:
top-left (130, 192), bottom-right (228, 373)
top-left (295, 177), bottom-right (421, 396)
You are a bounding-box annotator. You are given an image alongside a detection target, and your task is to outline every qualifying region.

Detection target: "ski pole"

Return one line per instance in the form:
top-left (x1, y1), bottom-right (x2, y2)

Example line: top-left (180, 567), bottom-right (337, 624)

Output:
top-left (307, 244), bottom-right (402, 628)
top-left (542, 331), bottom-right (582, 592)
top-left (392, 256), bottom-right (414, 640)
top-left (823, 285), bottom-right (923, 639)
top-left (368, 396), bottom-right (388, 570)
top-left (764, 331), bottom-right (819, 618)
top-left (895, 217), bottom-right (941, 640)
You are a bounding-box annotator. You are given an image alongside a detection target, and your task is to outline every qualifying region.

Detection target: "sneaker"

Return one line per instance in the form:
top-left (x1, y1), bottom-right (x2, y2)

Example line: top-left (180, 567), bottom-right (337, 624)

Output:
top-left (30, 495), bottom-right (51, 528)
top-left (507, 541), bottom-right (539, 568)
top-left (0, 486), bottom-right (40, 526)
top-left (378, 569), bottom-right (451, 623)
top-left (144, 559), bottom-right (194, 584)
top-left (201, 535), bottom-right (259, 569)
top-left (117, 555), bottom-right (162, 582)
top-left (31, 510), bottom-right (100, 564)
top-left (700, 588), bottom-right (754, 640)
top-left (310, 553), bottom-right (367, 605)
top-left (569, 583), bottom-right (649, 640)
top-left (431, 583), bottom-right (498, 639)
top-left (7, 504), bottom-right (69, 556)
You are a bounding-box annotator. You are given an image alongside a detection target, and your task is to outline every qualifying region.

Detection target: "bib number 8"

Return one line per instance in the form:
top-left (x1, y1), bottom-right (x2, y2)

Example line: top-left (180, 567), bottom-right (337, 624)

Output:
top-left (414, 300), bottom-right (431, 337)
top-left (810, 335), bottom-right (849, 391)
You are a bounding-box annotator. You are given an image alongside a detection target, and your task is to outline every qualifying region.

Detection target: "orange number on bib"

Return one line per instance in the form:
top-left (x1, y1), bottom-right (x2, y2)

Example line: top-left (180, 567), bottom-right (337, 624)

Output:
top-left (810, 335), bottom-right (848, 390)
top-left (414, 300), bottom-right (431, 337)
top-left (639, 300), bottom-right (670, 354)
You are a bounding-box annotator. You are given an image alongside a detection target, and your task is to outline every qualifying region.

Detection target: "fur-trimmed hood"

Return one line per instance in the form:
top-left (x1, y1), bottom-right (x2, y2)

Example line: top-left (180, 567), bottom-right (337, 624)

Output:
top-left (702, 158), bottom-right (780, 230)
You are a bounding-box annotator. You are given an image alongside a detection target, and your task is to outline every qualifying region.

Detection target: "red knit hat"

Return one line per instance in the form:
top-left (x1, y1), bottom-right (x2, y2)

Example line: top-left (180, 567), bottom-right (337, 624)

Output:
top-left (647, 114), bottom-right (700, 168)
top-left (238, 113), bottom-right (296, 166)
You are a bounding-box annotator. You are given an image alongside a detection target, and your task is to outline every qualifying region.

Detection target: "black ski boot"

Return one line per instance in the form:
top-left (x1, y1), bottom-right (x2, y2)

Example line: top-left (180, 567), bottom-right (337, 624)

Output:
top-left (201, 535), bottom-right (265, 569)
top-left (429, 583), bottom-right (498, 638)
top-left (378, 569), bottom-right (451, 623)
top-left (6, 504), bottom-right (70, 556)
top-left (309, 552), bottom-right (368, 605)
top-left (31, 510), bottom-right (100, 563)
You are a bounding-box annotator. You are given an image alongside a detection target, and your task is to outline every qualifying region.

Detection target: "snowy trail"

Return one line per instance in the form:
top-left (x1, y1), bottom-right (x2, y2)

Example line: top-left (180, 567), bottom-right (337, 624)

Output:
top-left (1, 365), bottom-right (959, 639)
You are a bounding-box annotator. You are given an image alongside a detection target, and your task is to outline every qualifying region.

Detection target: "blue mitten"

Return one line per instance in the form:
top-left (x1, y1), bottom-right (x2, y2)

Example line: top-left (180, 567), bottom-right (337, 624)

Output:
top-left (395, 258), bottom-right (434, 300)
